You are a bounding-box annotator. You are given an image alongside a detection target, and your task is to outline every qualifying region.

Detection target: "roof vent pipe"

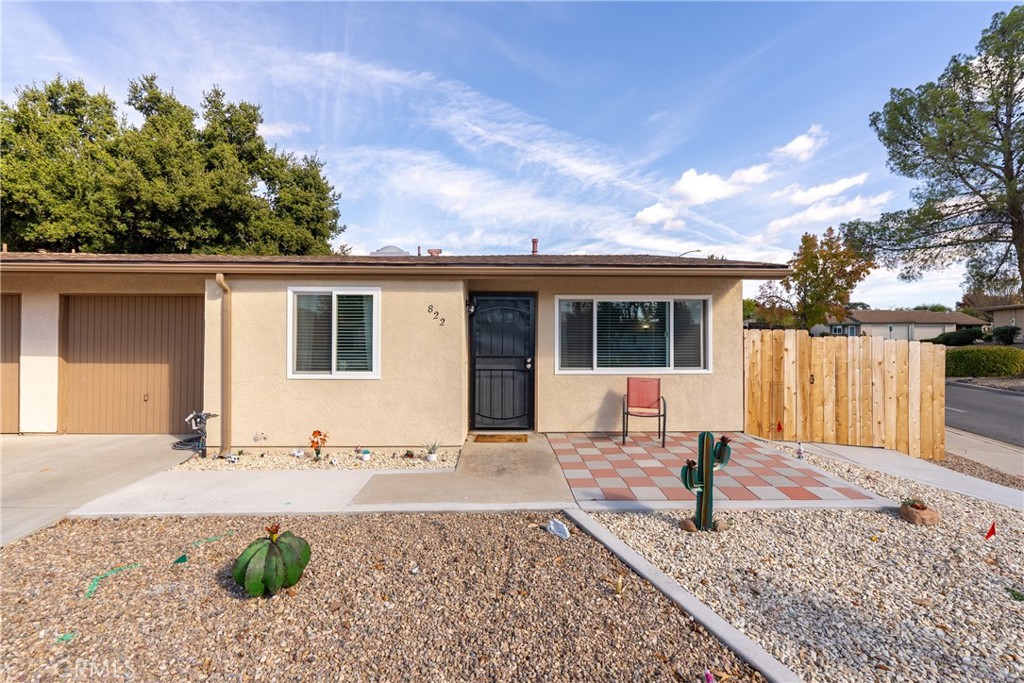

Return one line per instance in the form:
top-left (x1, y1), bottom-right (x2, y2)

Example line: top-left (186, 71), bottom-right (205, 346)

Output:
top-left (427, 248), bottom-right (442, 256)
top-left (531, 238), bottom-right (538, 255)
top-left (417, 246), bottom-right (422, 256)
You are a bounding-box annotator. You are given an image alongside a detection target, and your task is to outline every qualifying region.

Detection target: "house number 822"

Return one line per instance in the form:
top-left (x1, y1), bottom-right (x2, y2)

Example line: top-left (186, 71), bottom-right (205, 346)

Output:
top-left (427, 304), bottom-right (445, 326)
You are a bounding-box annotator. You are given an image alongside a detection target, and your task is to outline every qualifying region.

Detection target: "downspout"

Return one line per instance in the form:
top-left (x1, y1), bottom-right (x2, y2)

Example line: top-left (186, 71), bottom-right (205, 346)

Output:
top-left (215, 273), bottom-right (232, 455)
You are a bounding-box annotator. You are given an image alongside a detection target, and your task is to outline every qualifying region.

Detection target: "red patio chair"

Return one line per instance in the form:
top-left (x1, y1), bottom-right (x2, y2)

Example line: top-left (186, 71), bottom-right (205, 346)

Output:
top-left (622, 377), bottom-right (667, 447)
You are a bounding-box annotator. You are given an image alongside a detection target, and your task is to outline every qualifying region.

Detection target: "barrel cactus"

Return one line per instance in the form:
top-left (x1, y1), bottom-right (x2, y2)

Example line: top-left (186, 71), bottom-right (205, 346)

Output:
top-left (232, 524), bottom-right (311, 597)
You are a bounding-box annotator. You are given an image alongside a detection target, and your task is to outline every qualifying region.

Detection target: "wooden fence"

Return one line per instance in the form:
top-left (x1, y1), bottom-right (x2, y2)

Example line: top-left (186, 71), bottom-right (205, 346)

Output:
top-left (744, 330), bottom-right (946, 460)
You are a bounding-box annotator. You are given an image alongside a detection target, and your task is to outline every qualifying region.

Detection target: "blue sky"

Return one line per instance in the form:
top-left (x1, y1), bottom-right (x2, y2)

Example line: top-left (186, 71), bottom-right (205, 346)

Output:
top-left (2, 1), bottom-right (1017, 308)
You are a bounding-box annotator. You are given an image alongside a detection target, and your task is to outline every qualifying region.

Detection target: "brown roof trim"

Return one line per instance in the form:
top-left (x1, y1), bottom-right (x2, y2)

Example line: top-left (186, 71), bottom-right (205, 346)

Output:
top-left (975, 303), bottom-right (1024, 312)
top-left (0, 252), bottom-right (792, 279)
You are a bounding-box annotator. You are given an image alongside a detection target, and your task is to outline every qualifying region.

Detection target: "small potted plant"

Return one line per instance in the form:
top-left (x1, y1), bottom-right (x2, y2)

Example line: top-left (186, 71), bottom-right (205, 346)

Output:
top-left (899, 498), bottom-right (940, 526)
top-left (424, 440), bottom-right (440, 463)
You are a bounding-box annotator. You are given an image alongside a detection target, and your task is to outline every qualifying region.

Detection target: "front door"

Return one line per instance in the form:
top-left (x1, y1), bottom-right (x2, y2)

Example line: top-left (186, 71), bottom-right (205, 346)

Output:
top-left (470, 295), bottom-right (535, 430)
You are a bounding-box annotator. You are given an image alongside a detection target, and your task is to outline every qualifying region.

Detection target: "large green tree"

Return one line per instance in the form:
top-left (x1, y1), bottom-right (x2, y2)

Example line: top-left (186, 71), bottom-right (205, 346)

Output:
top-left (1, 75), bottom-right (344, 254)
top-left (757, 227), bottom-right (874, 330)
top-left (842, 8), bottom-right (1024, 296)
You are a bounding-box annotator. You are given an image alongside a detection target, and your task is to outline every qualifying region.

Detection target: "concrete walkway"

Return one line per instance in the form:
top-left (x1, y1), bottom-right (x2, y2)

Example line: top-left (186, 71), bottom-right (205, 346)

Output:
top-left (71, 433), bottom-right (574, 518)
top-left (1, 434), bottom-right (190, 545)
top-left (787, 440), bottom-right (1023, 510)
top-left (946, 428), bottom-right (1024, 479)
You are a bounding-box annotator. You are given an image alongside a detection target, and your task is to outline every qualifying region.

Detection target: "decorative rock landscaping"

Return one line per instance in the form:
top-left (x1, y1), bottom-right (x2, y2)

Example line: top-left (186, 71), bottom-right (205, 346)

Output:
top-left (0, 513), bottom-right (762, 682)
top-left (597, 448), bottom-right (1024, 683)
top-left (173, 447), bottom-right (460, 471)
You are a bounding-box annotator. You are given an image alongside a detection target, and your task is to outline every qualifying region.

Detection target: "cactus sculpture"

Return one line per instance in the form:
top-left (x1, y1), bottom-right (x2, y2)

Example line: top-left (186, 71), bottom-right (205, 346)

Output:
top-left (233, 524), bottom-right (311, 597)
top-left (681, 432), bottom-right (732, 531)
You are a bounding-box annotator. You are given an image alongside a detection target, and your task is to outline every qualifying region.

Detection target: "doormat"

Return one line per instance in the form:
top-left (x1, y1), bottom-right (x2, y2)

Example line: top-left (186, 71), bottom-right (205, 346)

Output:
top-left (474, 434), bottom-right (528, 443)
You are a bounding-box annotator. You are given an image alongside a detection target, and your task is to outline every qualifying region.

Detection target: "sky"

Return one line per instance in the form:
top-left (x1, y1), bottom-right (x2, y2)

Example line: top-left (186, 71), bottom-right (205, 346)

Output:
top-left (2, 1), bottom-right (1018, 308)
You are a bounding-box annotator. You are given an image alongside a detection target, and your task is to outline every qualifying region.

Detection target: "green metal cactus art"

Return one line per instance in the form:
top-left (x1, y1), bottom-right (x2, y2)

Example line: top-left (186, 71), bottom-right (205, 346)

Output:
top-left (681, 432), bottom-right (732, 531)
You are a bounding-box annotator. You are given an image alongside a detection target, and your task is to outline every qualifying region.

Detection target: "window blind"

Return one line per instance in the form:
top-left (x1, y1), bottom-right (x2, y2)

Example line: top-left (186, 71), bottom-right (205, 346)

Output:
top-left (559, 300), bottom-right (593, 370)
top-left (294, 294), bottom-right (332, 373)
top-left (596, 301), bottom-right (668, 368)
top-left (673, 299), bottom-right (705, 368)
top-left (335, 295), bottom-right (372, 372)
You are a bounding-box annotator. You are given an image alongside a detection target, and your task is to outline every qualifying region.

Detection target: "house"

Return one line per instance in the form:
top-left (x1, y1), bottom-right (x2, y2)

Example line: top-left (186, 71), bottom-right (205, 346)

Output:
top-left (0, 250), bottom-right (789, 448)
top-left (810, 309), bottom-right (987, 341)
top-left (976, 303), bottom-right (1024, 342)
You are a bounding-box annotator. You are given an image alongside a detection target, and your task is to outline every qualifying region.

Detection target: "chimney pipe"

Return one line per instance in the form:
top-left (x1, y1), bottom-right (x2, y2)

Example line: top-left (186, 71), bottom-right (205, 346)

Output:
top-left (531, 238), bottom-right (539, 256)
top-left (417, 246), bottom-right (422, 256)
top-left (427, 248), bottom-right (442, 256)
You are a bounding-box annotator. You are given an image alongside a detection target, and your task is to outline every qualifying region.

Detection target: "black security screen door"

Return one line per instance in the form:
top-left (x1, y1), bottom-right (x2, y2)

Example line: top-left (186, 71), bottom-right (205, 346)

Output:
top-left (470, 295), bottom-right (536, 430)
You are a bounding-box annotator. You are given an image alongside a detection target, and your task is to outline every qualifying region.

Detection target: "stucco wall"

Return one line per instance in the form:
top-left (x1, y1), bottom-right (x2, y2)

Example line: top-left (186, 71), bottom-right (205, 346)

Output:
top-left (1, 273), bottom-right (204, 433)
top-left (205, 277), bottom-right (468, 449)
top-left (466, 276), bottom-right (745, 433)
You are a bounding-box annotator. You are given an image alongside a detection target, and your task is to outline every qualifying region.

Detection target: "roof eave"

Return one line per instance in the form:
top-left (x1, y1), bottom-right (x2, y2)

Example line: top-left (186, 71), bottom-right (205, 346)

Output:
top-left (0, 262), bottom-right (793, 279)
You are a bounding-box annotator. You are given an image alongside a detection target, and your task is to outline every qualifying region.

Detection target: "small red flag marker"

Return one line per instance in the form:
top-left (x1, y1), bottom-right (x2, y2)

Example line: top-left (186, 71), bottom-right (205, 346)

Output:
top-left (776, 421), bottom-right (783, 434)
top-left (985, 523), bottom-right (996, 540)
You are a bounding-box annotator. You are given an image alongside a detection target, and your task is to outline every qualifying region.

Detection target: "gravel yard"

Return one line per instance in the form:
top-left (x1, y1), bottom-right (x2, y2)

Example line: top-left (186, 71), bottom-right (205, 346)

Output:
top-left (174, 447), bottom-right (460, 471)
top-left (1, 512), bottom-right (762, 682)
top-left (597, 449), bottom-right (1024, 683)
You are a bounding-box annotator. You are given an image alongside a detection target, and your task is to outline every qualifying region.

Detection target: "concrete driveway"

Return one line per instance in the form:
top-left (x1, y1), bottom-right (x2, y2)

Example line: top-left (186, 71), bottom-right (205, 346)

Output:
top-left (1, 434), bottom-right (190, 545)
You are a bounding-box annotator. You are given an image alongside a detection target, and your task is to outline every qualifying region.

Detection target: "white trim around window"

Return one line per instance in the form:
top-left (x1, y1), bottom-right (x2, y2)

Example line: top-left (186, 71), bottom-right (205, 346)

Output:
top-left (554, 295), bottom-right (712, 374)
top-left (286, 286), bottom-right (382, 380)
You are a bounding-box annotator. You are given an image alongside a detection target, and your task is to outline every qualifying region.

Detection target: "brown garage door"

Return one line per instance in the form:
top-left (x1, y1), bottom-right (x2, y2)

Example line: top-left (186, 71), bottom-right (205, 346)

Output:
top-left (61, 295), bottom-right (203, 434)
top-left (1, 294), bottom-right (20, 433)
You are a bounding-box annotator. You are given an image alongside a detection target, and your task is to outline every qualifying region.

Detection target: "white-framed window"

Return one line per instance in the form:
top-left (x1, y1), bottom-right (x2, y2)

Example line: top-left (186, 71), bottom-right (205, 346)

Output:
top-left (847, 326), bottom-right (858, 337)
top-left (555, 295), bottom-right (711, 374)
top-left (287, 286), bottom-right (381, 379)
top-left (831, 325), bottom-right (845, 335)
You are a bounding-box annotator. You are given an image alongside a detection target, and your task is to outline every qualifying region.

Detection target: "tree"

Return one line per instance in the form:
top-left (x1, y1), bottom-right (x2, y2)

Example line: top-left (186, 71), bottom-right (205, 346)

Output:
top-left (756, 227), bottom-right (874, 330)
top-left (841, 8), bottom-right (1024, 296)
top-left (742, 298), bottom-right (758, 320)
top-left (1, 75), bottom-right (345, 254)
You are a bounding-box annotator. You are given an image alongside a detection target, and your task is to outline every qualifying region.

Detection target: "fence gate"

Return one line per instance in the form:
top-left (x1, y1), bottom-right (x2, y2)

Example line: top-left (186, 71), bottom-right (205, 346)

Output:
top-left (744, 330), bottom-right (946, 460)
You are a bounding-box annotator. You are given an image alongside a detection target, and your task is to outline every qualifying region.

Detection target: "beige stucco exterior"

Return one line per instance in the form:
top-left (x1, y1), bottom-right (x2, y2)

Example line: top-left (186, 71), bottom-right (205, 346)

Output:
top-left (3, 267), bottom-right (747, 443)
top-left (466, 275), bottom-right (744, 434)
top-left (204, 276), bottom-right (469, 449)
top-left (0, 273), bottom-right (204, 433)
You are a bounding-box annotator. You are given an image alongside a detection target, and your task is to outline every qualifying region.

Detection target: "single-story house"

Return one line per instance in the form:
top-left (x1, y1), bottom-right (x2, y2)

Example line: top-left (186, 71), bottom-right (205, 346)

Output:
top-left (976, 303), bottom-right (1024, 342)
top-left (0, 250), bottom-right (788, 449)
top-left (811, 309), bottom-right (987, 341)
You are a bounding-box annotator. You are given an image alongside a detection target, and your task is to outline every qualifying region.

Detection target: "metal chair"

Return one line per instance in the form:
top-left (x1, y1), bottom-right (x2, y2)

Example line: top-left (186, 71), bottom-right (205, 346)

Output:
top-left (622, 377), bottom-right (667, 447)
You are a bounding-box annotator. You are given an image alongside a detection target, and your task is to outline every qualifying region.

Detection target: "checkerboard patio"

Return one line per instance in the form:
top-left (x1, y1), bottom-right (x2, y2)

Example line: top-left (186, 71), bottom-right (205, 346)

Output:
top-left (547, 431), bottom-right (882, 506)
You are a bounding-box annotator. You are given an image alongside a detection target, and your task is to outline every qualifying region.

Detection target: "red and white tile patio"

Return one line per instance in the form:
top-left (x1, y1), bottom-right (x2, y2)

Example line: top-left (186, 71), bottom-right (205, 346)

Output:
top-left (547, 431), bottom-right (885, 509)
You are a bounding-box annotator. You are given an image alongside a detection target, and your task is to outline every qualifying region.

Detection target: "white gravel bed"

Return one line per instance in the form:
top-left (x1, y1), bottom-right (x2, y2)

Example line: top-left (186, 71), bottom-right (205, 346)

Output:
top-left (173, 447), bottom-right (460, 471)
top-left (596, 454), bottom-right (1024, 683)
top-left (0, 513), bottom-right (763, 682)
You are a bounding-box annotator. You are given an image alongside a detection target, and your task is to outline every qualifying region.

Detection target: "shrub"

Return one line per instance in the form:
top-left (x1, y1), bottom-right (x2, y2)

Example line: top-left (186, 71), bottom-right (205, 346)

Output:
top-left (946, 346), bottom-right (1024, 377)
top-left (990, 325), bottom-right (1022, 345)
top-left (928, 328), bottom-right (984, 346)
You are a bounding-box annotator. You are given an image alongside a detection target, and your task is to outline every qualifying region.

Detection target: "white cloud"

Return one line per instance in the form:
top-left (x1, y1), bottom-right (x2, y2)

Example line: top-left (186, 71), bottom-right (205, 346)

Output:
top-left (772, 124), bottom-right (827, 162)
top-left (766, 192), bottom-right (894, 235)
top-left (775, 173), bottom-right (870, 205)
top-left (671, 163), bottom-right (773, 206)
top-left (634, 202), bottom-right (678, 225)
top-left (258, 121), bottom-right (310, 138)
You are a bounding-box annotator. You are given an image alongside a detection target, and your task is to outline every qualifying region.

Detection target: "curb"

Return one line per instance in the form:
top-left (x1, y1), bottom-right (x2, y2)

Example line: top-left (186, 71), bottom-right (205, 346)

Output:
top-left (946, 380), bottom-right (1023, 398)
top-left (563, 508), bottom-right (803, 683)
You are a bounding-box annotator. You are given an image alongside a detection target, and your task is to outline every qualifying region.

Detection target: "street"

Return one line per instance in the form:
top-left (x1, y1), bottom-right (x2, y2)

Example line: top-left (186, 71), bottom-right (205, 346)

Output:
top-left (945, 382), bottom-right (1024, 447)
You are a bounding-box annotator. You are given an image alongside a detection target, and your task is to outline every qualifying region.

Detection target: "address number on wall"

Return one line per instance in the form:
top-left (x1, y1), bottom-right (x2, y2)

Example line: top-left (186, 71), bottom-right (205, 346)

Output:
top-left (427, 304), bottom-right (445, 326)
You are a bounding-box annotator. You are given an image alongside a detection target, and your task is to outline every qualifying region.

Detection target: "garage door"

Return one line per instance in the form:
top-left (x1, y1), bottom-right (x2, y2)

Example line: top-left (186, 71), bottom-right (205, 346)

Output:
top-left (888, 324), bottom-right (911, 340)
top-left (1, 294), bottom-right (20, 433)
top-left (61, 295), bottom-right (203, 434)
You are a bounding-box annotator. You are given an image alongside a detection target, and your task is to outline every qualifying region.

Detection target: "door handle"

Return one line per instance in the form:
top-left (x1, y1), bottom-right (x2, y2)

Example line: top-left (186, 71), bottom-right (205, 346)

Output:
top-left (525, 357), bottom-right (533, 370)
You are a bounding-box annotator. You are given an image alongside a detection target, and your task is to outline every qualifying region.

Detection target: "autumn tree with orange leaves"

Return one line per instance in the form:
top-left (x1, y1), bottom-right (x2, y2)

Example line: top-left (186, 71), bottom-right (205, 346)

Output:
top-left (757, 227), bottom-right (874, 331)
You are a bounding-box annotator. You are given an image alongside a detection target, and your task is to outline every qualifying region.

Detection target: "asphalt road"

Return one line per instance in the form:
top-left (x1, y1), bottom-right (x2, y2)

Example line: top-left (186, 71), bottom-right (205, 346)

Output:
top-left (945, 382), bottom-right (1024, 447)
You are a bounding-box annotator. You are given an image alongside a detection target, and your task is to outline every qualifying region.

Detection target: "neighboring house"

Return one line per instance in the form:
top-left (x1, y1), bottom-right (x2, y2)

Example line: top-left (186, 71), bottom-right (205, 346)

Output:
top-left (0, 250), bottom-right (789, 448)
top-left (977, 303), bottom-right (1024, 342)
top-left (810, 310), bottom-right (987, 341)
